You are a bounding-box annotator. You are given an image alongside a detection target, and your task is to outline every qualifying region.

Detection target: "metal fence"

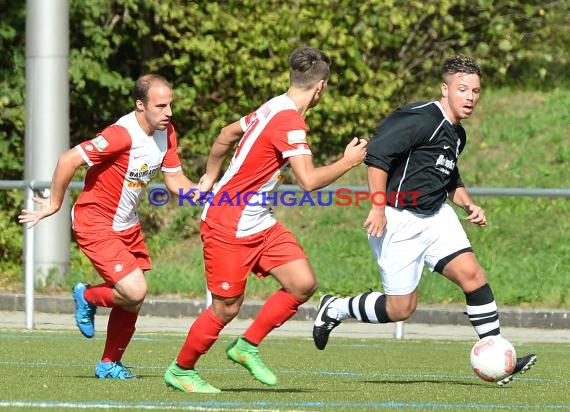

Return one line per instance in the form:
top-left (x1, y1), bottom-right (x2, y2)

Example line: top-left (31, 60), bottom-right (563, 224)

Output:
top-left (3, 180), bottom-right (570, 196)
top-left (3, 180), bottom-right (570, 335)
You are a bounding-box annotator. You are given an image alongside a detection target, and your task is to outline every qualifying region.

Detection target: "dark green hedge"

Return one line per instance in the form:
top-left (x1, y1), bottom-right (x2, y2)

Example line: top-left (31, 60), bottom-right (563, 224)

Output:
top-left (1, 0), bottom-right (568, 177)
top-left (1, 0), bottom-right (568, 280)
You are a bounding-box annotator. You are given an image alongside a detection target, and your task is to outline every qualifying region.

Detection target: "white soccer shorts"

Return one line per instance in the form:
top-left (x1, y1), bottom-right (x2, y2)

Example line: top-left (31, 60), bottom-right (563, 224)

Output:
top-left (368, 203), bottom-right (471, 295)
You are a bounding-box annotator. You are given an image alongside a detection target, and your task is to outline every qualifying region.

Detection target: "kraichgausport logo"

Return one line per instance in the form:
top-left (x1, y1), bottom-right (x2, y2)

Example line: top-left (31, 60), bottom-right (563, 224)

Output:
top-left (147, 188), bottom-right (421, 207)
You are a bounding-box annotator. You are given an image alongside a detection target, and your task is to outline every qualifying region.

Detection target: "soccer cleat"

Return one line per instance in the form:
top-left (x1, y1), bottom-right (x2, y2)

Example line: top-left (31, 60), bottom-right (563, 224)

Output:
top-left (95, 361), bottom-right (137, 379)
top-left (312, 294), bottom-right (341, 350)
top-left (164, 361), bottom-right (221, 393)
top-left (496, 353), bottom-right (537, 386)
top-left (73, 283), bottom-right (97, 338)
top-left (226, 337), bottom-right (277, 386)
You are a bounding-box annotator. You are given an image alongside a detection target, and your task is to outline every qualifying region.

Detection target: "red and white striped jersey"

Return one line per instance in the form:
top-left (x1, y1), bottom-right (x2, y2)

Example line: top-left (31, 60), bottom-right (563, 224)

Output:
top-left (201, 94), bottom-right (312, 237)
top-left (73, 111), bottom-right (182, 232)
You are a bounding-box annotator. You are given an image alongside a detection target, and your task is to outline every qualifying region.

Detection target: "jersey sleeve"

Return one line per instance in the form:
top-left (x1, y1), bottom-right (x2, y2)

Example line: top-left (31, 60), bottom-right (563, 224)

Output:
top-left (240, 111), bottom-right (255, 132)
top-left (446, 166), bottom-right (464, 191)
top-left (365, 110), bottom-right (429, 171)
top-left (270, 110), bottom-right (312, 159)
top-left (447, 125), bottom-right (467, 189)
top-left (161, 124), bottom-right (182, 173)
top-left (75, 125), bottom-right (131, 166)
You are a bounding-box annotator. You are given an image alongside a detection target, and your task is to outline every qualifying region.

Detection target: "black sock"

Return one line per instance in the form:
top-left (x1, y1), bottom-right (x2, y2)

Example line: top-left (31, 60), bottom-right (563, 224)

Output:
top-left (465, 283), bottom-right (500, 338)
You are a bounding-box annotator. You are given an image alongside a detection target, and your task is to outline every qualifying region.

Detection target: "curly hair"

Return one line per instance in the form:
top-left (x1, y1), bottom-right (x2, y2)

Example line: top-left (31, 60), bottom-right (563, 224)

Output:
top-left (442, 55), bottom-right (481, 82)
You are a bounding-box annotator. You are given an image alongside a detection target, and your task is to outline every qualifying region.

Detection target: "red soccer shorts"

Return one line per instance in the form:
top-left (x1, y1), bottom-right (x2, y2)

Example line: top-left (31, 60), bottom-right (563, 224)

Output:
top-left (200, 220), bottom-right (307, 297)
top-left (73, 224), bottom-right (151, 285)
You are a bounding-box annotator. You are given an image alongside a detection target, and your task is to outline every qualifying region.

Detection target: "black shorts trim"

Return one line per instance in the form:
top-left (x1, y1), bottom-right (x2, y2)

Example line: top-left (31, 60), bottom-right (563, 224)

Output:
top-left (434, 247), bottom-right (473, 273)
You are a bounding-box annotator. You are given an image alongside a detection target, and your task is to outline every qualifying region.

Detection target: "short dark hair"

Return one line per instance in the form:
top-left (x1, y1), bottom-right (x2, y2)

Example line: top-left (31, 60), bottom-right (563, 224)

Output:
top-left (289, 46), bottom-right (331, 89)
top-left (442, 55), bottom-right (481, 83)
top-left (133, 74), bottom-right (170, 105)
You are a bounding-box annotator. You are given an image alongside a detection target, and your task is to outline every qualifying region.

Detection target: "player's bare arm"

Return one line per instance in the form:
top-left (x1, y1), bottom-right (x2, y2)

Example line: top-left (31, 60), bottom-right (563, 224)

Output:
top-left (18, 148), bottom-right (85, 228)
top-left (448, 186), bottom-right (487, 227)
top-left (163, 170), bottom-right (198, 196)
top-left (199, 121), bottom-right (244, 192)
top-left (289, 137), bottom-right (367, 192)
top-left (363, 165), bottom-right (389, 237)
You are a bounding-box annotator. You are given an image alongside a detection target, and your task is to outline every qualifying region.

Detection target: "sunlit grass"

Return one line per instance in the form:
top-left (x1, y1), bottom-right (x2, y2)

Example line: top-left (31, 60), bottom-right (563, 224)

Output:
top-left (0, 330), bottom-right (567, 411)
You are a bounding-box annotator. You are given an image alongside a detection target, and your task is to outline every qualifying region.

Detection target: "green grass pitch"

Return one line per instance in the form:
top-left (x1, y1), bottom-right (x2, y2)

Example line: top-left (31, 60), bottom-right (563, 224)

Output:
top-left (0, 330), bottom-right (568, 411)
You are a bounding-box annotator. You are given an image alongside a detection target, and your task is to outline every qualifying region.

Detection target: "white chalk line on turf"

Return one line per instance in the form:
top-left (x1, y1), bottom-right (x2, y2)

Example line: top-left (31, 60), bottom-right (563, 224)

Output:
top-left (1, 400), bottom-right (570, 411)
top-left (0, 401), bottom-right (301, 412)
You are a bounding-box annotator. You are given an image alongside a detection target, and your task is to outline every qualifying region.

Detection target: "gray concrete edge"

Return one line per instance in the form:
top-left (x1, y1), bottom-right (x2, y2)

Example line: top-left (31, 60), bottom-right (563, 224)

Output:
top-left (0, 292), bottom-right (568, 329)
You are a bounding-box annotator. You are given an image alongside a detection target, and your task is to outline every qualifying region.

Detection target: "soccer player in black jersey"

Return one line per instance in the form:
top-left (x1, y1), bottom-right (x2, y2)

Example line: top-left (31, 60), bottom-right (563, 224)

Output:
top-left (313, 55), bottom-right (536, 386)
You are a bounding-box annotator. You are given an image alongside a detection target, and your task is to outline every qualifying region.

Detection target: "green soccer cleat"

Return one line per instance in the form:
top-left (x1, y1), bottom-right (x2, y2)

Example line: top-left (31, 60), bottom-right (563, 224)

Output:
top-left (226, 337), bottom-right (277, 386)
top-left (164, 361), bottom-right (221, 393)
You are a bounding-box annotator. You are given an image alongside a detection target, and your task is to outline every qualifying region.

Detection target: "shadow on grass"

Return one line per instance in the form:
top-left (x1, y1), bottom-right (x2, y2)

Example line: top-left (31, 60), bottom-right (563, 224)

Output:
top-left (362, 379), bottom-right (482, 387)
top-left (221, 387), bottom-right (318, 393)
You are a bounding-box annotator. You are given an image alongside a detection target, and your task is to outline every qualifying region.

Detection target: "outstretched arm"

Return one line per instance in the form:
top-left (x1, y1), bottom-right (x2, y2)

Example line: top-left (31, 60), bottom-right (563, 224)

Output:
top-left (198, 121), bottom-right (243, 192)
top-left (289, 137), bottom-right (367, 192)
top-left (18, 148), bottom-right (86, 228)
top-left (163, 170), bottom-right (198, 197)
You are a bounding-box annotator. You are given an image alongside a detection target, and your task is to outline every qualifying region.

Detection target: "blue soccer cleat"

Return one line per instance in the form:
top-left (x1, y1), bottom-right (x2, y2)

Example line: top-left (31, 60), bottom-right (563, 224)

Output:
top-left (95, 361), bottom-right (137, 379)
top-left (72, 283), bottom-right (96, 338)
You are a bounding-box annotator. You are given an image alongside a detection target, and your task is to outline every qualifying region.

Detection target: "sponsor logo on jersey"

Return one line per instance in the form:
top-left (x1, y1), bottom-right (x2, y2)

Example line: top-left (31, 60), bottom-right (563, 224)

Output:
top-left (125, 181), bottom-right (148, 189)
top-left (92, 135), bottom-right (110, 152)
top-left (128, 163), bottom-right (160, 179)
top-left (287, 129), bottom-right (307, 144)
top-left (435, 154), bottom-right (456, 175)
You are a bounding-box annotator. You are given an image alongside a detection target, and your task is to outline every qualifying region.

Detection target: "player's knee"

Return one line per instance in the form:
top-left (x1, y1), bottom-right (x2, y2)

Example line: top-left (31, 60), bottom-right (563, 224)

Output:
top-left (387, 297), bottom-right (417, 321)
top-left (224, 304), bottom-right (241, 320)
top-left (306, 279), bottom-right (318, 297)
top-left (474, 268), bottom-right (487, 283)
top-left (293, 278), bottom-right (317, 302)
top-left (390, 307), bottom-right (415, 321)
top-left (460, 268), bottom-right (488, 291)
top-left (122, 286), bottom-right (147, 306)
top-left (114, 269), bottom-right (148, 306)
top-left (212, 299), bottom-right (241, 323)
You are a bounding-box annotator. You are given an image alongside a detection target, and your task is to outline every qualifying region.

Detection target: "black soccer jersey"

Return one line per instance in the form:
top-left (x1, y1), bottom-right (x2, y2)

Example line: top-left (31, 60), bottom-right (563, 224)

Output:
top-left (365, 101), bottom-right (466, 215)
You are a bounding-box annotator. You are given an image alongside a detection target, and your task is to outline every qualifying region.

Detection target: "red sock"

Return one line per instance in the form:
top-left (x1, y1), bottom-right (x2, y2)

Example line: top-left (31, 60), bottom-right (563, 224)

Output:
top-left (101, 307), bottom-right (138, 362)
top-left (176, 307), bottom-right (225, 369)
top-left (84, 283), bottom-right (116, 307)
top-left (243, 289), bottom-right (304, 345)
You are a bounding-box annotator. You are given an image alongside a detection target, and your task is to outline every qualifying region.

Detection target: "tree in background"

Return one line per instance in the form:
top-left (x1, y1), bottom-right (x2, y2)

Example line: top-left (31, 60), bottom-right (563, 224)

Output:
top-left (1, 0), bottom-right (568, 282)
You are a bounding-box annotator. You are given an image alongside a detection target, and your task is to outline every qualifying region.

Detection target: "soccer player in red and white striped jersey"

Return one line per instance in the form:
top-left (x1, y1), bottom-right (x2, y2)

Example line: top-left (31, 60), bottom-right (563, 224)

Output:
top-left (20, 74), bottom-right (198, 379)
top-left (164, 47), bottom-right (367, 393)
